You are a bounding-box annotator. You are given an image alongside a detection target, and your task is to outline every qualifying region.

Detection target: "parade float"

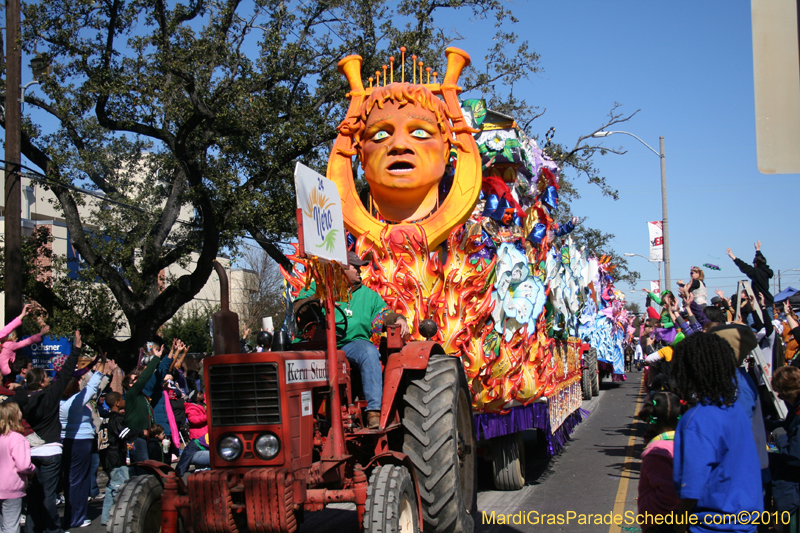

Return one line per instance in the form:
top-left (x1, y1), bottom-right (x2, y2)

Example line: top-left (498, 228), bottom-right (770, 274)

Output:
top-left (283, 46), bottom-right (631, 480)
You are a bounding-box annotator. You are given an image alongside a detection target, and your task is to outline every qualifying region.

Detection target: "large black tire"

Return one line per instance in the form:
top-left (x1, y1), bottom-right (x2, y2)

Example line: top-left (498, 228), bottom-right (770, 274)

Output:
top-left (491, 433), bottom-right (526, 491)
top-left (401, 354), bottom-right (477, 533)
top-left (364, 465), bottom-right (420, 533)
top-left (581, 367), bottom-right (592, 400)
top-left (107, 475), bottom-right (163, 533)
top-left (589, 348), bottom-right (600, 396)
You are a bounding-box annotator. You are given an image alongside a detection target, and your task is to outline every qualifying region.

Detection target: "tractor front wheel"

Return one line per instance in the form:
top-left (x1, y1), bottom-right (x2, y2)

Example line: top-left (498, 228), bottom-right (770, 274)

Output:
top-left (107, 475), bottom-right (164, 533)
top-left (401, 353), bottom-right (477, 533)
top-left (364, 465), bottom-right (420, 533)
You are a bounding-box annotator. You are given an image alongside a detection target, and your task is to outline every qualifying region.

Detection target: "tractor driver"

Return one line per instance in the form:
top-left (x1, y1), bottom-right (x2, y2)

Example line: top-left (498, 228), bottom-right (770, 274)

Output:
top-left (297, 251), bottom-right (409, 429)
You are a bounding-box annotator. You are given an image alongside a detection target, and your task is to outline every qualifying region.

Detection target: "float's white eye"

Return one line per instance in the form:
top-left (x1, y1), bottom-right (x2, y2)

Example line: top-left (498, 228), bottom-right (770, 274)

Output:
top-left (372, 130), bottom-right (390, 141)
top-left (411, 129), bottom-right (431, 139)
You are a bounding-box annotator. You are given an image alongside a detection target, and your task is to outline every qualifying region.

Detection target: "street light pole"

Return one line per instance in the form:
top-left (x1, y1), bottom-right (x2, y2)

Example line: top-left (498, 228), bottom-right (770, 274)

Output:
top-left (624, 252), bottom-right (662, 291)
top-left (659, 136), bottom-right (670, 292)
top-left (4, 0), bottom-right (23, 323)
top-left (593, 130), bottom-right (671, 291)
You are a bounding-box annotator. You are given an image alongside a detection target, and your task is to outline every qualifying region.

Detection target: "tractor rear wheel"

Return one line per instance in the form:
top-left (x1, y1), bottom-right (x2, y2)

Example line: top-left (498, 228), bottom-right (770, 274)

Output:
top-left (401, 353), bottom-right (477, 533)
top-left (581, 367), bottom-right (592, 400)
top-left (364, 465), bottom-right (419, 533)
top-left (107, 475), bottom-right (164, 533)
top-left (491, 433), bottom-right (526, 491)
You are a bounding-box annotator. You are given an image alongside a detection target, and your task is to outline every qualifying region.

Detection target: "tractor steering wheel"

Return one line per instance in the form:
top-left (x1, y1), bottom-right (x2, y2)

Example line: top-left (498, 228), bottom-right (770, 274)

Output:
top-left (294, 298), bottom-right (349, 342)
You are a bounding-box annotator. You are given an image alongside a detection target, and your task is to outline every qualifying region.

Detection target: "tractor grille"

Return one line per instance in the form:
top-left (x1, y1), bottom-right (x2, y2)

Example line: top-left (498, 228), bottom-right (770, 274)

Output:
top-left (208, 363), bottom-right (281, 427)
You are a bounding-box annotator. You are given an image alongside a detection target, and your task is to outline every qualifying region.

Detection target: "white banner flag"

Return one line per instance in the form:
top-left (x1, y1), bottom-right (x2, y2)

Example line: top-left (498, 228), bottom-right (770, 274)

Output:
top-left (294, 162), bottom-right (348, 265)
top-left (648, 221), bottom-right (663, 262)
top-left (650, 280), bottom-right (660, 293)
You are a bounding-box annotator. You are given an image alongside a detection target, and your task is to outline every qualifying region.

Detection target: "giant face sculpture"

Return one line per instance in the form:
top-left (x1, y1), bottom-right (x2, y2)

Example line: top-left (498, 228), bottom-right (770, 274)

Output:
top-left (360, 101), bottom-right (449, 222)
top-left (329, 48), bottom-right (482, 250)
top-left (355, 85), bottom-right (450, 223)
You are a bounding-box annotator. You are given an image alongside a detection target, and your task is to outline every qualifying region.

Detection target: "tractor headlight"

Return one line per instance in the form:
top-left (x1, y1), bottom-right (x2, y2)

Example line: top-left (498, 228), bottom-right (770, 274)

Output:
top-left (217, 434), bottom-right (243, 462)
top-left (254, 433), bottom-right (281, 460)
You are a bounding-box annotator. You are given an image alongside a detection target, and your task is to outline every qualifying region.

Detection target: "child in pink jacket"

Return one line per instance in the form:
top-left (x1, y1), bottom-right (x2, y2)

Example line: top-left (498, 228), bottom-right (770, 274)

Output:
top-left (0, 304), bottom-right (35, 378)
top-left (0, 313), bottom-right (49, 377)
top-left (0, 402), bottom-right (35, 533)
top-left (636, 391), bottom-right (687, 533)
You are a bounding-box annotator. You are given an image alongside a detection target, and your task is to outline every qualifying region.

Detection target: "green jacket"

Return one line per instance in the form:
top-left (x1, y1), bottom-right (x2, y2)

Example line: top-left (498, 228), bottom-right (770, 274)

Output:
top-left (124, 356), bottom-right (161, 431)
top-left (648, 291), bottom-right (675, 329)
top-left (298, 282), bottom-right (389, 348)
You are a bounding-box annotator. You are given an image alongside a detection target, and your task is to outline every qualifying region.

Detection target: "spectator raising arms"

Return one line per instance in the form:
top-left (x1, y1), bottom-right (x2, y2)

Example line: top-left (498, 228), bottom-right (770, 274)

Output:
top-left (123, 342), bottom-right (165, 474)
top-left (677, 266), bottom-right (708, 306)
top-left (59, 359), bottom-right (115, 529)
top-left (13, 331), bottom-right (81, 533)
top-left (726, 241), bottom-right (775, 319)
top-left (0, 304), bottom-right (46, 378)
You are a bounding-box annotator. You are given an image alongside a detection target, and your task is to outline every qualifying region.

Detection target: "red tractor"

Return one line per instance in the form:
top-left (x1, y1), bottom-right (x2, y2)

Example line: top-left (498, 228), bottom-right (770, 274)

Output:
top-left (108, 261), bottom-right (477, 533)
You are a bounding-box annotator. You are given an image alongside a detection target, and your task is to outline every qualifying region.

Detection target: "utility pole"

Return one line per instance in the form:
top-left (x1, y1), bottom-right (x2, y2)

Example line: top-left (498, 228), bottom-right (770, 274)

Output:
top-left (4, 0), bottom-right (23, 323)
top-left (660, 136), bottom-right (670, 291)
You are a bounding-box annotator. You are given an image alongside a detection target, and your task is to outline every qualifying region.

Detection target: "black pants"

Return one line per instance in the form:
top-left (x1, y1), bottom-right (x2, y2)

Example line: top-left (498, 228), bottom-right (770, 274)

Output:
top-left (26, 454), bottom-right (65, 533)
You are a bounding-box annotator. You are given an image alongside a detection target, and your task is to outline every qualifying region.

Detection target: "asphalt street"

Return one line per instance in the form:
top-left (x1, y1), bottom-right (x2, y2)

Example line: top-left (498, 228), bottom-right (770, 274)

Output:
top-left (297, 371), bottom-right (648, 533)
top-left (73, 370), bottom-right (646, 533)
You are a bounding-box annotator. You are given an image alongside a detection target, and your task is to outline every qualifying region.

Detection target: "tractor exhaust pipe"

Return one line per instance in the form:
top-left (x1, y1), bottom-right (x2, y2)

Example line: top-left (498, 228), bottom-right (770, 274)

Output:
top-left (211, 261), bottom-right (240, 355)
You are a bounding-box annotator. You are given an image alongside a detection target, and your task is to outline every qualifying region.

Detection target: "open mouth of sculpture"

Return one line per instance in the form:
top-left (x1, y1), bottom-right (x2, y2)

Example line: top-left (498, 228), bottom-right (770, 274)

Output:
top-left (387, 161), bottom-right (415, 174)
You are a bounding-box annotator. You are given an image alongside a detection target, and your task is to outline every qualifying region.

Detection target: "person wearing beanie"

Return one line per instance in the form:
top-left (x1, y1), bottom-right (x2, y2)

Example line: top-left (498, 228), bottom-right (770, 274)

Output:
top-left (708, 323), bottom-right (770, 485)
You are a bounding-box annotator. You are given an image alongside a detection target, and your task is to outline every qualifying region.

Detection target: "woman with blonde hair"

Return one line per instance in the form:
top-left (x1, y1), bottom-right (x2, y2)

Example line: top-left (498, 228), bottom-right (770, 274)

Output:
top-left (677, 266), bottom-right (707, 306)
top-left (0, 402), bottom-right (35, 533)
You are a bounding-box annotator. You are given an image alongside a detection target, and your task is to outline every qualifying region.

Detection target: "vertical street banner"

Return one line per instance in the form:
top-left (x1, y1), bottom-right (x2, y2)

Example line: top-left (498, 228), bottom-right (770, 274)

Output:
top-left (294, 162), bottom-right (348, 265)
top-left (648, 221), bottom-right (663, 262)
top-left (650, 280), bottom-right (661, 293)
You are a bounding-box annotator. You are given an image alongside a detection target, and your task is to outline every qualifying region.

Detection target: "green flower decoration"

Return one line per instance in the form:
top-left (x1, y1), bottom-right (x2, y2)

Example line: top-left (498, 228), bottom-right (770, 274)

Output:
top-left (317, 228), bottom-right (339, 253)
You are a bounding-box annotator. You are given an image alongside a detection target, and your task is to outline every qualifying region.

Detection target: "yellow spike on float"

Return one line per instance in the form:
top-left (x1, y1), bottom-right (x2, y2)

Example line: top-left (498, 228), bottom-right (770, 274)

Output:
top-left (425, 67), bottom-right (431, 84)
top-left (389, 56), bottom-right (394, 83)
top-left (382, 65), bottom-right (388, 86)
top-left (375, 70), bottom-right (380, 87)
top-left (418, 61), bottom-right (423, 83)
top-left (432, 71), bottom-right (438, 83)
top-left (368, 77), bottom-right (373, 88)
top-left (400, 47), bottom-right (406, 82)
top-left (411, 55), bottom-right (417, 83)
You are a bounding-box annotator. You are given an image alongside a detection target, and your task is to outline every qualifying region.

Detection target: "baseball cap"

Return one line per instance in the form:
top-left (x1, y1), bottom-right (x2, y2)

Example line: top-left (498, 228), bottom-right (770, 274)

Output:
top-left (347, 251), bottom-right (370, 267)
top-left (710, 296), bottom-right (722, 305)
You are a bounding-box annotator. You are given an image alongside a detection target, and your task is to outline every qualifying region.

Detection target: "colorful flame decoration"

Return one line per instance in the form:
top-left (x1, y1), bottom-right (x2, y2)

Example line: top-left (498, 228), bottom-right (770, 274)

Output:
top-left (282, 220), bottom-right (619, 414)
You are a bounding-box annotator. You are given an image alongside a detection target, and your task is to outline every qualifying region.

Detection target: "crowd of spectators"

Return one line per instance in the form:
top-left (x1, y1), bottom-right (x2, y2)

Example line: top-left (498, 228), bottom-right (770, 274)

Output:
top-left (631, 242), bottom-right (800, 532)
top-left (0, 307), bottom-right (210, 532)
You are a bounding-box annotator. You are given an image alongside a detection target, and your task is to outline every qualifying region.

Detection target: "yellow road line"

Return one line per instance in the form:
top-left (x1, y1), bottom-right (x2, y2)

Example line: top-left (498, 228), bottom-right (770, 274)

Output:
top-left (609, 377), bottom-right (646, 533)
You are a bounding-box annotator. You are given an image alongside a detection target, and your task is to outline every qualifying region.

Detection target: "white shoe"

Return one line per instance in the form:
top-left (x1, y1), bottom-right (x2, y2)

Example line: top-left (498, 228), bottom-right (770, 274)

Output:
top-left (80, 519), bottom-right (92, 527)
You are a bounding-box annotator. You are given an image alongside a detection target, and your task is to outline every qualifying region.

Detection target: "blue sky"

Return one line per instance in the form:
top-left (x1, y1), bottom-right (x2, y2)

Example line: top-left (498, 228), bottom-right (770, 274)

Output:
top-left (443, 0), bottom-right (800, 310)
top-left (14, 1), bottom-right (799, 311)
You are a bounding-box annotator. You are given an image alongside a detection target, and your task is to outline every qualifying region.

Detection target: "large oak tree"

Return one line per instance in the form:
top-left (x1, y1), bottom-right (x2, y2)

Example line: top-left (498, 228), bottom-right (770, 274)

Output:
top-left (2, 0), bottom-right (637, 367)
